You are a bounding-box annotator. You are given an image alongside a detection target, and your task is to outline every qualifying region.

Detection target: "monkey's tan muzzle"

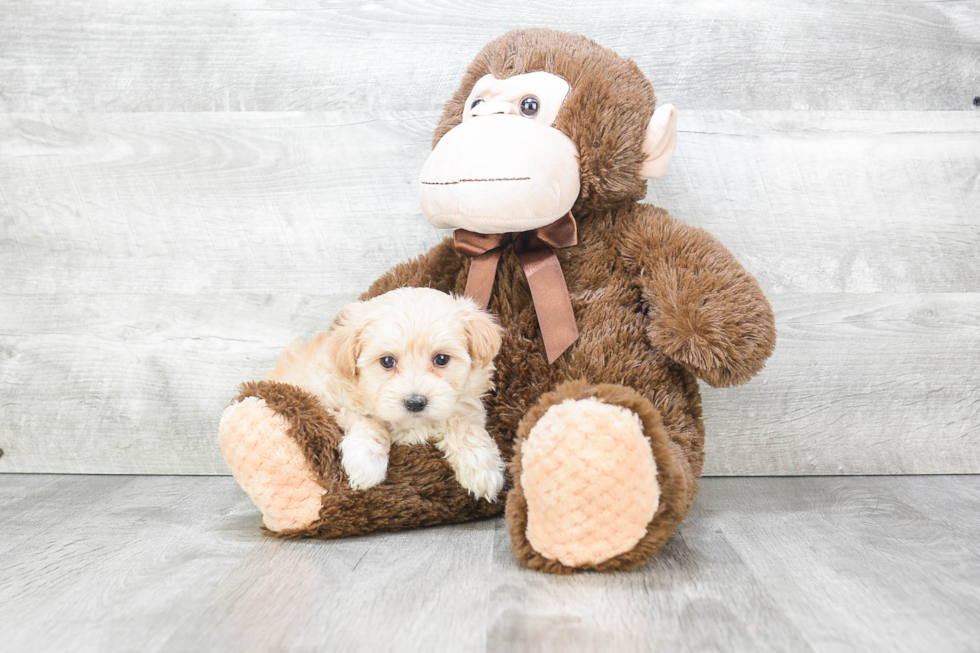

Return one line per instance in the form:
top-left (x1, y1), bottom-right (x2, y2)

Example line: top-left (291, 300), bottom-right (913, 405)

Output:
top-left (419, 115), bottom-right (580, 235)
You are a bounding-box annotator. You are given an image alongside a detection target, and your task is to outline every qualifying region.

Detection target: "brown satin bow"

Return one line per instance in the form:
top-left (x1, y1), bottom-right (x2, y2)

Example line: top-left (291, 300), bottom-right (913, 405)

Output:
top-left (453, 212), bottom-right (579, 364)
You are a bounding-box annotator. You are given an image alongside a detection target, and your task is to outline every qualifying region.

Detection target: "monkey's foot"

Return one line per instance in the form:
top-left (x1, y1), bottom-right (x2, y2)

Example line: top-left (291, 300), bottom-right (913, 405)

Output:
top-left (219, 381), bottom-right (504, 540)
top-left (219, 395), bottom-right (325, 532)
top-left (506, 381), bottom-right (689, 573)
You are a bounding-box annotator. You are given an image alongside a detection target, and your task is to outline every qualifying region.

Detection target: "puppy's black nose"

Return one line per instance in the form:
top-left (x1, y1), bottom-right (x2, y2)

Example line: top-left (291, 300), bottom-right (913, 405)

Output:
top-left (404, 395), bottom-right (428, 413)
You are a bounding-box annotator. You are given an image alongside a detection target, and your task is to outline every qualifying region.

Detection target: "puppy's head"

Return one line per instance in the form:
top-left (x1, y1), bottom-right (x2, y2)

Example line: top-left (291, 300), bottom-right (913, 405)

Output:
top-left (326, 288), bottom-right (502, 425)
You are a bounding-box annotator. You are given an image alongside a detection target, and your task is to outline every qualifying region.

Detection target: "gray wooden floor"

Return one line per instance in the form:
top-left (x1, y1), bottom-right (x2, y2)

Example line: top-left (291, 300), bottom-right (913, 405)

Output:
top-left (2, 475), bottom-right (978, 653)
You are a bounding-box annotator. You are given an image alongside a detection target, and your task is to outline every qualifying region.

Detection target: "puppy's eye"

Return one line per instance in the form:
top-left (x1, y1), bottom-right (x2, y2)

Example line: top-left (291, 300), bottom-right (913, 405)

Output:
top-left (380, 356), bottom-right (396, 370)
top-left (433, 354), bottom-right (450, 367)
top-left (520, 95), bottom-right (539, 117)
top-left (471, 98), bottom-right (485, 109)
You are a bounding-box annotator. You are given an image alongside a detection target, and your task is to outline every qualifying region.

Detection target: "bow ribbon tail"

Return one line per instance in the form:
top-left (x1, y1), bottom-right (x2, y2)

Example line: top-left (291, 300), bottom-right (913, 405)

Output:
top-left (463, 248), bottom-right (503, 310)
top-left (517, 249), bottom-right (579, 364)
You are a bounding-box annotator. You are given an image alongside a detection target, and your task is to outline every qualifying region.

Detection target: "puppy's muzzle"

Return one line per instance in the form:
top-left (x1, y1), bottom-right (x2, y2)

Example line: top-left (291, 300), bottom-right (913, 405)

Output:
top-left (404, 395), bottom-right (428, 413)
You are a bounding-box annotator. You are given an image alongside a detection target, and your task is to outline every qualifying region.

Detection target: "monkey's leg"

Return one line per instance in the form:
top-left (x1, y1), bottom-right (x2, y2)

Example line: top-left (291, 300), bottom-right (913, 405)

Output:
top-left (505, 380), bottom-right (698, 573)
top-left (219, 381), bottom-right (504, 538)
top-left (218, 381), bottom-right (340, 533)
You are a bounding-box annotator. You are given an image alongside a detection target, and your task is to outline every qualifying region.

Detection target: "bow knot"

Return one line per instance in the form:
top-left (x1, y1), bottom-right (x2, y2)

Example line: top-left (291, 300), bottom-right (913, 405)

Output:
top-left (453, 212), bottom-right (579, 364)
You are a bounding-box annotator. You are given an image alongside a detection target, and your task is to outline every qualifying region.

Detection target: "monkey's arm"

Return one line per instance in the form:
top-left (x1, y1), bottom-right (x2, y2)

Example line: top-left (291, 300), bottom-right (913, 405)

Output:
top-left (359, 237), bottom-right (467, 301)
top-left (623, 206), bottom-right (776, 388)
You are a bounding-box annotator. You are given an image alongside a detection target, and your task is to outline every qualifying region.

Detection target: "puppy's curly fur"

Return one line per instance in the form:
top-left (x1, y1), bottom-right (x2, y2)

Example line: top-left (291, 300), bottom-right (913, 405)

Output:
top-left (267, 288), bottom-right (506, 502)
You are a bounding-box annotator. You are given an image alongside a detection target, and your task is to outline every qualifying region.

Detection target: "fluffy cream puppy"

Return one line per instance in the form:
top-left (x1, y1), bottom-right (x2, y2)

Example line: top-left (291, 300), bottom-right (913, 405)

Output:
top-left (267, 287), bottom-right (506, 501)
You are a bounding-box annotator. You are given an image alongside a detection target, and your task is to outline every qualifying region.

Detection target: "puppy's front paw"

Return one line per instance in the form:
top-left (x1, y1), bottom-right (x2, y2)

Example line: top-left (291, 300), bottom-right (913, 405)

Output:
top-left (339, 432), bottom-right (389, 491)
top-left (454, 450), bottom-right (505, 503)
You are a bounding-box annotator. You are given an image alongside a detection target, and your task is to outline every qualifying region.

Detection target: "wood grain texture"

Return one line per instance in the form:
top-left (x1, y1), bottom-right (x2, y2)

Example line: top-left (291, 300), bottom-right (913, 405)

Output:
top-left (651, 111), bottom-right (980, 295)
top-left (3, 111), bottom-right (978, 295)
top-left (704, 292), bottom-right (980, 475)
top-left (1, 0), bottom-right (978, 113)
top-left (0, 292), bottom-right (977, 474)
top-left (1, 109), bottom-right (978, 474)
top-left (2, 474), bottom-right (979, 653)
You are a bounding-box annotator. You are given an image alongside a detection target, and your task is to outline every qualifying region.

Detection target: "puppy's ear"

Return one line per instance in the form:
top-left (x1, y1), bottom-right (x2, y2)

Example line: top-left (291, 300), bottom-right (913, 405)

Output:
top-left (325, 302), bottom-right (368, 381)
top-left (461, 303), bottom-right (503, 368)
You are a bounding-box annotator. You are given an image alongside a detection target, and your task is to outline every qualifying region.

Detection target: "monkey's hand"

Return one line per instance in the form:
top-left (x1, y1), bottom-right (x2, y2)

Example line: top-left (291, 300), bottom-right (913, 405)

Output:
top-left (626, 210), bottom-right (777, 388)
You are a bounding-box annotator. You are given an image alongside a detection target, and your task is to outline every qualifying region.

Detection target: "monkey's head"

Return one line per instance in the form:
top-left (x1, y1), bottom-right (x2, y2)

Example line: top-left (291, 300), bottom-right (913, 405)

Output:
top-left (419, 29), bottom-right (676, 235)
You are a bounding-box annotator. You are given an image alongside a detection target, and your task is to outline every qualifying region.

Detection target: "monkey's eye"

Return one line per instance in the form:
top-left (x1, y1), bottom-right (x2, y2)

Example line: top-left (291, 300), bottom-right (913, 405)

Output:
top-left (380, 356), bottom-right (397, 370)
top-left (520, 95), bottom-right (539, 117)
top-left (433, 354), bottom-right (450, 367)
top-left (470, 98), bottom-right (485, 109)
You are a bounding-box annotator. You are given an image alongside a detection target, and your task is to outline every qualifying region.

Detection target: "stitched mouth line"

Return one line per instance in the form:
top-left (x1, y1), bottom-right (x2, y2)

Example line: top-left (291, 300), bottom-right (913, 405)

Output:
top-left (421, 177), bottom-right (531, 185)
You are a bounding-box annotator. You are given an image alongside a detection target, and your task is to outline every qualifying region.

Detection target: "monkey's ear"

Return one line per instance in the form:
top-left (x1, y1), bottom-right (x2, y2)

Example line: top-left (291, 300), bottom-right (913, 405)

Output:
top-left (639, 104), bottom-right (677, 179)
top-left (325, 303), bottom-right (368, 381)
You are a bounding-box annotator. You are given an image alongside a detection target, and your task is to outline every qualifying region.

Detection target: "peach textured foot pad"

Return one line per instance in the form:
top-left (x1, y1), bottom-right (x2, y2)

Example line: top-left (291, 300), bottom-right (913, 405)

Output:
top-left (218, 397), bottom-right (325, 532)
top-left (521, 397), bottom-right (660, 567)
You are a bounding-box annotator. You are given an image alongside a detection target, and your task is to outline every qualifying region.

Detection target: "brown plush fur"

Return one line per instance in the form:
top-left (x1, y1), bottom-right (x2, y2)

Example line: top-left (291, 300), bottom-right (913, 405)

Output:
top-left (235, 381), bottom-right (506, 539)
top-left (230, 29), bottom-right (776, 571)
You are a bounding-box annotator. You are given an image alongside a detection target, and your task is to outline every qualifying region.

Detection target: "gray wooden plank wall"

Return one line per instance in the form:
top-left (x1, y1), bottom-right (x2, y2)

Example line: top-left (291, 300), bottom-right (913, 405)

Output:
top-left (1, 0), bottom-right (978, 474)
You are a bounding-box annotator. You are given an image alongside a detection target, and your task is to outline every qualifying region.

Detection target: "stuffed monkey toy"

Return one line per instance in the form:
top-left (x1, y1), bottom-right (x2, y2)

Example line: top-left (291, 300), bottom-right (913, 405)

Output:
top-left (218, 28), bottom-right (776, 573)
